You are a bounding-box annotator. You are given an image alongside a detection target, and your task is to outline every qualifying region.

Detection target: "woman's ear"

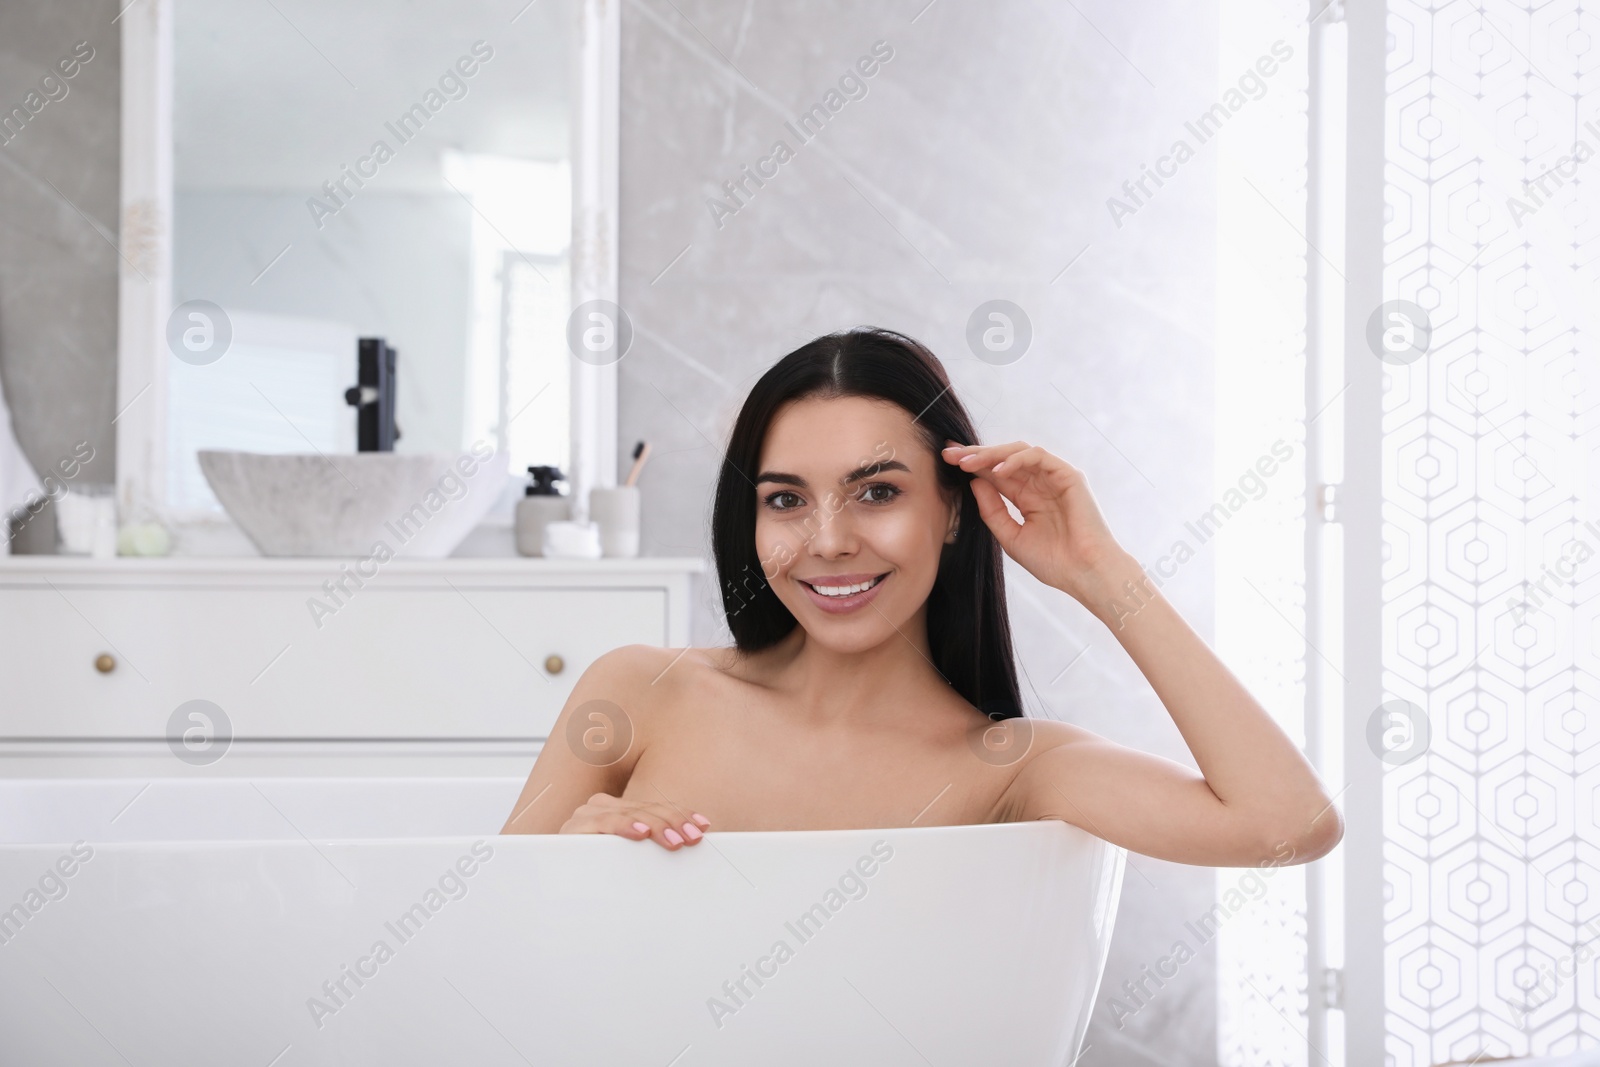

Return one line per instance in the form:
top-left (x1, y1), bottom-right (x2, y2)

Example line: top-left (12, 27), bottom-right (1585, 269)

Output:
top-left (943, 492), bottom-right (961, 544)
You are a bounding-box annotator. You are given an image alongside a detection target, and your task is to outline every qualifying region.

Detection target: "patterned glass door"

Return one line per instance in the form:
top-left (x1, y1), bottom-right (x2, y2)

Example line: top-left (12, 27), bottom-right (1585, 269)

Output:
top-left (1349, 1), bottom-right (1600, 1061)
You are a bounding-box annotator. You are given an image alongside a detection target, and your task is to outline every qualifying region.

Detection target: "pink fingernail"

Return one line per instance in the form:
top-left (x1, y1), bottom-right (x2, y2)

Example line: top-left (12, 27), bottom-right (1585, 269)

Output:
top-left (631, 821), bottom-right (650, 834)
top-left (663, 828), bottom-right (684, 846)
top-left (691, 812), bottom-right (710, 828)
top-left (681, 823), bottom-right (702, 841)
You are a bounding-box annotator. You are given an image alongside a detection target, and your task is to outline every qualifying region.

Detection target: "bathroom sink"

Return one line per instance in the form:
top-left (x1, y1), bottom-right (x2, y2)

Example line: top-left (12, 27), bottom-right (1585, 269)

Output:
top-left (197, 450), bottom-right (509, 558)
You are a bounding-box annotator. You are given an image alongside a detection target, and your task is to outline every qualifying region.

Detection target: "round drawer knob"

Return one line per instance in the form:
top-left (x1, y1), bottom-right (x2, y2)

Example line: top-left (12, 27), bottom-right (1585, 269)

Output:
top-left (544, 654), bottom-right (565, 675)
top-left (94, 653), bottom-right (116, 674)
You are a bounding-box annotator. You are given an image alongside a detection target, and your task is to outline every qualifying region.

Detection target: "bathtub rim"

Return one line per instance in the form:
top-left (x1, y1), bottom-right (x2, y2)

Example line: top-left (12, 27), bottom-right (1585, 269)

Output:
top-left (0, 817), bottom-right (1124, 851)
top-left (0, 777), bottom-right (1124, 845)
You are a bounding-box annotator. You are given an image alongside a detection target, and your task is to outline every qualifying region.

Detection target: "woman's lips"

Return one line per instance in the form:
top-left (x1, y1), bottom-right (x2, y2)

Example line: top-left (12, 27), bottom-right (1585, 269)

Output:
top-left (798, 572), bottom-right (889, 615)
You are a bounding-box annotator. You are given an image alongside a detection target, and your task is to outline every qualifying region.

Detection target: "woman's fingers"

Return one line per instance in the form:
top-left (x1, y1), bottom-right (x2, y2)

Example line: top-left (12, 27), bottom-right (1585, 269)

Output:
top-left (629, 800), bottom-right (708, 848)
top-left (942, 440), bottom-right (1031, 472)
top-left (951, 441), bottom-right (1073, 481)
top-left (625, 811), bottom-right (685, 848)
top-left (637, 810), bottom-right (710, 849)
top-left (968, 476), bottom-right (1023, 546)
top-left (942, 439), bottom-right (1127, 599)
top-left (945, 441), bottom-right (1052, 493)
top-left (561, 793), bottom-right (711, 850)
top-left (945, 441), bottom-right (1076, 502)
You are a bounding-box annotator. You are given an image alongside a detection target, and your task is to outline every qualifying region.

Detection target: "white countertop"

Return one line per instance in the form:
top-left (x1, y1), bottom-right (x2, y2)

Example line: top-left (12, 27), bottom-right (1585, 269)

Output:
top-left (0, 554), bottom-right (707, 586)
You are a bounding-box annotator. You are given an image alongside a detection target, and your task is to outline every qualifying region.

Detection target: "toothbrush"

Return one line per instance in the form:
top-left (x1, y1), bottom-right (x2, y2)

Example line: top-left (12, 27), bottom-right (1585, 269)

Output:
top-left (624, 441), bottom-right (652, 487)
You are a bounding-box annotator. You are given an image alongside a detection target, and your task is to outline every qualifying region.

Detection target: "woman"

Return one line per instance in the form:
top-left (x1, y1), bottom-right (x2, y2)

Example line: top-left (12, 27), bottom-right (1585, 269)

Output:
top-left (501, 327), bottom-right (1342, 867)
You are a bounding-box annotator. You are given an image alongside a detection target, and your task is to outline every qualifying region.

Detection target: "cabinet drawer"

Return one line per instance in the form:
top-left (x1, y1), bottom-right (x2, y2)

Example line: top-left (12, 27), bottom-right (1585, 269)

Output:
top-left (0, 585), bottom-right (665, 739)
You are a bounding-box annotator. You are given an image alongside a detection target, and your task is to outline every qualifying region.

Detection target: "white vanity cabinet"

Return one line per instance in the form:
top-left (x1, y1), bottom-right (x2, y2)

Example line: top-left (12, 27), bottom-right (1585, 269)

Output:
top-left (0, 558), bottom-right (702, 777)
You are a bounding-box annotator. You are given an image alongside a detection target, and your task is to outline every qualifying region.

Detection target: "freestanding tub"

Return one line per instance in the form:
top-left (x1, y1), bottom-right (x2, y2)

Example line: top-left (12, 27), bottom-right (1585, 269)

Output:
top-left (0, 777), bottom-right (1125, 1066)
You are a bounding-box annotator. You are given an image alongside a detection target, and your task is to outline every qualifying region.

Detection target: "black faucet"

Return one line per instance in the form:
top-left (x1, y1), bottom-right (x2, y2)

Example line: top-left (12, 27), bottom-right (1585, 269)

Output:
top-left (345, 338), bottom-right (399, 451)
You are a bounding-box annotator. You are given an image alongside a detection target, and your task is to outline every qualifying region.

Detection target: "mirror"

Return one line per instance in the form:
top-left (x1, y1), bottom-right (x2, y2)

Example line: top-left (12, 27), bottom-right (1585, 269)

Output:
top-left (168, 0), bottom-right (573, 516)
top-left (115, 0), bottom-right (618, 546)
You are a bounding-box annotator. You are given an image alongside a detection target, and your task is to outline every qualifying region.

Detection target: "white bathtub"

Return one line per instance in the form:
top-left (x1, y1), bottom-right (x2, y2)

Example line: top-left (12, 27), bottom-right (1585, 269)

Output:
top-left (0, 777), bottom-right (1125, 1066)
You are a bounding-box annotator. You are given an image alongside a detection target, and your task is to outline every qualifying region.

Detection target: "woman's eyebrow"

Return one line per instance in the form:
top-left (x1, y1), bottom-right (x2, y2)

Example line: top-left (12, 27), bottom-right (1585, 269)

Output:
top-left (755, 459), bottom-right (911, 489)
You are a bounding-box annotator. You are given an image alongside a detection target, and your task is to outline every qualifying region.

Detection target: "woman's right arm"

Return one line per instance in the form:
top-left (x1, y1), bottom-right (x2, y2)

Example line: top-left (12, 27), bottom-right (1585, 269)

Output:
top-left (498, 644), bottom-right (709, 850)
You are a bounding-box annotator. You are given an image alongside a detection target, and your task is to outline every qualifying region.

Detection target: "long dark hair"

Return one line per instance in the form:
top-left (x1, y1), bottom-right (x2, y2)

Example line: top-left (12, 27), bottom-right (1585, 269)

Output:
top-left (710, 326), bottom-right (1025, 721)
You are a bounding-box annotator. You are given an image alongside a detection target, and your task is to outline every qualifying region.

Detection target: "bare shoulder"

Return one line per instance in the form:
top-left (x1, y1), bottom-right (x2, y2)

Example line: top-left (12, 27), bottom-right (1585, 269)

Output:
top-left (1014, 718), bottom-right (1127, 778)
top-left (1021, 717), bottom-right (1103, 752)
top-left (990, 717), bottom-right (1112, 818)
top-left (588, 643), bottom-right (737, 683)
top-left (583, 643), bottom-right (675, 684)
top-left (576, 643), bottom-right (738, 711)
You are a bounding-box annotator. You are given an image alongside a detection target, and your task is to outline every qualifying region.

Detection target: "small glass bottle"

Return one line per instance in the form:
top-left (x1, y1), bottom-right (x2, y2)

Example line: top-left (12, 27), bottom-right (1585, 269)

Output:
top-left (515, 466), bottom-right (570, 557)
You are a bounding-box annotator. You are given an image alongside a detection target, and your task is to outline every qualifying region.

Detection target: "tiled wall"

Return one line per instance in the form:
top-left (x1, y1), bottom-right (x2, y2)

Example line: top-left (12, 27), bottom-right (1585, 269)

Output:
top-left (0, 0), bottom-right (120, 512)
top-left (618, 1), bottom-right (1223, 1062)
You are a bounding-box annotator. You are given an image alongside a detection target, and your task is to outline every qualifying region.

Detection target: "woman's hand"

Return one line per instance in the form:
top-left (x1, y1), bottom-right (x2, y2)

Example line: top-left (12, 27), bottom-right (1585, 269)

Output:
top-left (559, 791), bottom-right (710, 851)
top-left (942, 440), bottom-right (1130, 605)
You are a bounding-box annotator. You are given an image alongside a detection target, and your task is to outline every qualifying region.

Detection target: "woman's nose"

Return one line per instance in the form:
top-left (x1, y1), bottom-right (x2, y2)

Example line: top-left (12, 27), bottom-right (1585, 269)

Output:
top-left (806, 492), bottom-right (858, 555)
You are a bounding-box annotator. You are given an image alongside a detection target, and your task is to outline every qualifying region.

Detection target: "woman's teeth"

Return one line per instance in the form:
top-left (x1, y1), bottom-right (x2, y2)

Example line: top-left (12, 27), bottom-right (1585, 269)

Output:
top-left (806, 575), bottom-right (884, 597)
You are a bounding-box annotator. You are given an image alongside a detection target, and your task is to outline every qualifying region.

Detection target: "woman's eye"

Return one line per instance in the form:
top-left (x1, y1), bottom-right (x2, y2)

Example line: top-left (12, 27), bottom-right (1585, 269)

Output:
top-left (859, 483), bottom-right (900, 504)
top-left (763, 485), bottom-right (898, 511)
top-left (764, 491), bottom-right (803, 511)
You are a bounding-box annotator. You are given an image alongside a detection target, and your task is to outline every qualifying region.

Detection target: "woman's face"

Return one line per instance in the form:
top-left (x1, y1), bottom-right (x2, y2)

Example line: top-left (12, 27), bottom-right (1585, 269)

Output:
top-left (753, 394), bottom-right (959, 653)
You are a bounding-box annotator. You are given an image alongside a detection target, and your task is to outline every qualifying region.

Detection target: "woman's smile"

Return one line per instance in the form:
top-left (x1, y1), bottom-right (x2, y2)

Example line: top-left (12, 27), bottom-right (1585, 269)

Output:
top-left (797, 571), bottom-right (890, 614)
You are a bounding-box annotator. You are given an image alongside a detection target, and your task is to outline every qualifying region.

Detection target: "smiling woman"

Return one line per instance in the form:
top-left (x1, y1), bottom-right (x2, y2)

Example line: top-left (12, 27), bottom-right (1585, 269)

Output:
top-left (714, 326), bottom-right (1023, 725)
top-left (500, 326), bottom-right (1342, 872)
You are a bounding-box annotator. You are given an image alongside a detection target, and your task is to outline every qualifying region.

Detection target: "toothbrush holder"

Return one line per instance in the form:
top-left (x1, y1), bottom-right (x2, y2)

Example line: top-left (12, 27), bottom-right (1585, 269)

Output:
top-left (587, 486), bottom-right (640, 558)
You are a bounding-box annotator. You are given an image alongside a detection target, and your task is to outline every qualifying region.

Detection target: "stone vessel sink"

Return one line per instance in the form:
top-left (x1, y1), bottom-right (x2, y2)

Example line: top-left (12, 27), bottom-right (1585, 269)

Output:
top-left (197, 450), bottom-right (509, 558)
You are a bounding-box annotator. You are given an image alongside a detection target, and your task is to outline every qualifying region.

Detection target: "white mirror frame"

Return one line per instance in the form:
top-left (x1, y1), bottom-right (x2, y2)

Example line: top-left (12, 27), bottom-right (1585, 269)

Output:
top-left (114, 0), bottom-right (618, 548)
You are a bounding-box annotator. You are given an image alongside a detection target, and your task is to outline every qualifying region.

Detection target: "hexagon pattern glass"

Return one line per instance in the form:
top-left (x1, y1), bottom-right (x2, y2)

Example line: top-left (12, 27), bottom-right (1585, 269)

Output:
top-left (1381, 2), bottom-right (1600, 1061)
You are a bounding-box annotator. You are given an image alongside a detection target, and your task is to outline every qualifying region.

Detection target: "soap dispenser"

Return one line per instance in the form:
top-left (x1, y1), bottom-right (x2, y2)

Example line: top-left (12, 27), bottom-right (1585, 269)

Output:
top-left (515, 466), bottom-right (571, 557)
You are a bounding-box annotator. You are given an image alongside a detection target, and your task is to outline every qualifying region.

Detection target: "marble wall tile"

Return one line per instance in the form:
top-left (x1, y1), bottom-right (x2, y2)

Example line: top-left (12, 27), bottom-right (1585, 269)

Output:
top-left (0, 0), bottom-right (121, 512)
top-left (621, 1), bottom-right (1224, 1063)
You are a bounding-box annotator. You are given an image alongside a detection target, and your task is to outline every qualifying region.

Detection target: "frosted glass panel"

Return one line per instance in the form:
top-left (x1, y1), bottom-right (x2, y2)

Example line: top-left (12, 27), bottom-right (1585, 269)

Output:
top-left (1379, 2), bottom-right (1600, 1060)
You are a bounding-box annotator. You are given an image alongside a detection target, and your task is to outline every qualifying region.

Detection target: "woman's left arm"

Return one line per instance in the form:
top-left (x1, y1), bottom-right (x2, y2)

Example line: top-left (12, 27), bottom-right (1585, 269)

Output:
top-left (943, 440), bottom-right (1343, 867)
